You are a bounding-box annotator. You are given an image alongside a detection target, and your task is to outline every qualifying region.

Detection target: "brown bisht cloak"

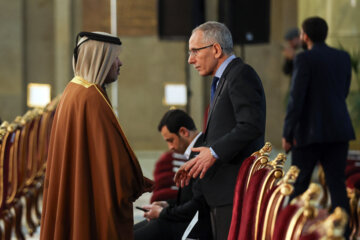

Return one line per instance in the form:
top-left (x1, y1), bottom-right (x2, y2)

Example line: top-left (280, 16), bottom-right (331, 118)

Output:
top-left (40, 76), bottom-right (152, 240)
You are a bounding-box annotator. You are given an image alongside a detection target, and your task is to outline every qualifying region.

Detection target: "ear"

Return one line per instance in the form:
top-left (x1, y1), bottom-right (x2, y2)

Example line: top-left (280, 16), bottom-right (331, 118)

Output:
top-left (303, 32), bottom-right (310, 43)
top-left (213, 43), bottom-right (223, 58)
top-left (178, 127), bottom-right (189, 137)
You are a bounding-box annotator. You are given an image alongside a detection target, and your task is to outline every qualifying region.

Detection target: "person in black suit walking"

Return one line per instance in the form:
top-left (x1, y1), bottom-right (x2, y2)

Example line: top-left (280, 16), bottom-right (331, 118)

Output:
top-left (134, 109), bottom-right (212, 240)
top-left (282, 16), bottom-right (355, 225)
top-left (175, 21), bottom-right (266, 240)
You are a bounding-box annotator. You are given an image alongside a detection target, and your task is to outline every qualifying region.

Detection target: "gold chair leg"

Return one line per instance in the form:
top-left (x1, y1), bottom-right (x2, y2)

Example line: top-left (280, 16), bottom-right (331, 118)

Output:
top-left (3, 210), bottom-right (13, 240)
top-left (0, 223), bottom-right (3, 240)
top-left (33, 181), bottom-right (43, 224)
top-left (24, 190), bottom-right (36, 236)
top-left (14, 200), bottom-right (25, 240)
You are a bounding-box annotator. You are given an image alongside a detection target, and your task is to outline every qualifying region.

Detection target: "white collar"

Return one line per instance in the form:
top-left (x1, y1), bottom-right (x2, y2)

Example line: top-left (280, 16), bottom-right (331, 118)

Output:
top-left (184, 132), bottom-right (202, 160)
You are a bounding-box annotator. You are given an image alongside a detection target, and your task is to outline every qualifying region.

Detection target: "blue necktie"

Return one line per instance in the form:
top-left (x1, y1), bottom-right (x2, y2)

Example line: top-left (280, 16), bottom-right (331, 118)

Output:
top-left (210, 76), bottom-right (220, 104)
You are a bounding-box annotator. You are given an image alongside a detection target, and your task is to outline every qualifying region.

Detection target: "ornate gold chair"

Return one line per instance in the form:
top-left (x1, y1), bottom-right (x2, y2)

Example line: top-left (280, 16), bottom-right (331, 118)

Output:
top-left (227, 142), bottom-right (272, 240)
top-left (237, 152), bottom-right (286, 240)
top-left (12, 115), bottom-right (32, 237)
top-left (0, 121), bottom-right (13, 240)
top-left (0, 120), bottom-right (26, 240)
top-left (16, 110), bottom-right (41, 235)
top-left (299, 207), bottom-right (348, 240)
top-left (31, 107), bottom-right (52, 222)
top-left (7, 120), bottom-right (26, 240)
top-left (273, 183), bottom-right (324, 240)
top-left (260, 165), bottom-right (300, 240)
top-left (346, 173), bottom-right (360, 239)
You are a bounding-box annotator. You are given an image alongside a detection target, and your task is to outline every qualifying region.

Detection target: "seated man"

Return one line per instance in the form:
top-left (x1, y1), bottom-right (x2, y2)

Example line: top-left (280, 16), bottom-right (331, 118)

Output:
top-left (134, 109), bottom-right (212, 240)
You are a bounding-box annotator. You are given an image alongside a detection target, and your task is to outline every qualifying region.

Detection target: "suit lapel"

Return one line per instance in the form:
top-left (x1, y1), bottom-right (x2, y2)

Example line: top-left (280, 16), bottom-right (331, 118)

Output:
top-left (206, 77), bottom-right (226, 126)
top-left (204, 58), bottom-right (241, 135)
top-left (189, 133), bottom-right (204, 159)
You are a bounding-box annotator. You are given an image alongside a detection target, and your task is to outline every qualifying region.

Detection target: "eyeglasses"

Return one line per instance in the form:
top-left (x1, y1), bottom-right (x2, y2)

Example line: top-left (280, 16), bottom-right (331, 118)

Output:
top-left (188, 44), bottom-right (214, 57)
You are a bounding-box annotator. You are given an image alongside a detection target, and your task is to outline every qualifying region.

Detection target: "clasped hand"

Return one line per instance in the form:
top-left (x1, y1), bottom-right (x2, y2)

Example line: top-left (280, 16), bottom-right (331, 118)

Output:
top-left (174, 147), bottom-right (216, 187)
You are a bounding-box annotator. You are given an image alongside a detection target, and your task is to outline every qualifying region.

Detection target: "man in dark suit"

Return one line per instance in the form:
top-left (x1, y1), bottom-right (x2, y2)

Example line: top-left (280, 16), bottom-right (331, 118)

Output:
top-left (134, 109), bottom-right (212, 240)
top-left (282, 17), bottom-right (355, 224)
top-left (175, 21), bottom-right (266, 239)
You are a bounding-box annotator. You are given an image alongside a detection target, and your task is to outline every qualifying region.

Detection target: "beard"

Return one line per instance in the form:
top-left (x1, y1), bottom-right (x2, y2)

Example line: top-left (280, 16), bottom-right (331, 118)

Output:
top-left (301, 40), bottom-right (308, 51)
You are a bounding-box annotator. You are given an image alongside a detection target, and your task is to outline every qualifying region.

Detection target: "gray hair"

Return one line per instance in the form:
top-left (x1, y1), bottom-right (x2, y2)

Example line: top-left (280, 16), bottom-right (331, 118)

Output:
top-left (192, 21), bottom-right (234, 55)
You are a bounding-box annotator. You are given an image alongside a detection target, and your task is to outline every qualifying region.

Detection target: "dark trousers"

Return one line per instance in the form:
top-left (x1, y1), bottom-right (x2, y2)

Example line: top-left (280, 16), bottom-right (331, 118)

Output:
top-left (134, 216), bottom-right (212, 240)
top-left (210, 204), bottom-right (233, 240)
top-left (290, 142), bottom-right (350, 239)
top-left (134, 218), bottom-right (188, 240)
top-left (291, 142), bottom-right (350, 212)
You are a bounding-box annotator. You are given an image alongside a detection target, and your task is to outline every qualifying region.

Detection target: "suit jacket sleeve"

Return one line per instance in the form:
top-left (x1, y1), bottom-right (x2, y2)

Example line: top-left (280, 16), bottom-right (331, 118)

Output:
top-left (159, 179), bottom-right (205, 222)
top-left (282, 58), bottom-right (293, 75)
top-left (212, 64), bottom-right (266, 162)
top-left (344, 52), bottom-right (352, 98)
top-left (283, 53), bottom-right (311, 142)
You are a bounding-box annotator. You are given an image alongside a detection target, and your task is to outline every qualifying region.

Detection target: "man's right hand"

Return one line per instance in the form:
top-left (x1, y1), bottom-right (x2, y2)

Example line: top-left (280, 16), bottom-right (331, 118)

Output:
top-left (174, 166), bottom-right (191, 188)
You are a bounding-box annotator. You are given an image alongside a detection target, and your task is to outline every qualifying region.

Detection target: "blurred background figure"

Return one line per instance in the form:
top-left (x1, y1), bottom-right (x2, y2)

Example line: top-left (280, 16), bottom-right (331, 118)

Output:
top-left (282, 27), bottom-right (301, 77)
top-left (282, 16), bottom-right (355, 239)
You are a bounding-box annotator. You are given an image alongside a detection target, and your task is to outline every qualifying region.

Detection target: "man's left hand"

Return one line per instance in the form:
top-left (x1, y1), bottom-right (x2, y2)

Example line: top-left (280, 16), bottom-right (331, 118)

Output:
top-left (282, 137), bottom-right (292, 154)
top-left (143, 204), bottom-right (163, 221)
top-left (184, 147), bottom-right (216, 179)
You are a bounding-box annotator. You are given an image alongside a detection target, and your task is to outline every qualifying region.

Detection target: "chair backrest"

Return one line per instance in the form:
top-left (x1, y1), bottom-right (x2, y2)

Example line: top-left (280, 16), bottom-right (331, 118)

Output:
top-left (4, 122), bottom-right (21, 206)
top-left (0, 121), bottom-right (10, 210)
top-left (299, 207), bottom-right (348, 240)
top-left (237, 152), bottom-right (287, 240)
top-left (0, 121), bottom-right (8, 152)
top-left (246, 142), bottom-right (273, 189)
top-left (273, 183), bottom-right (324, 240)
top-left (260, 165), bottom-right (300, 240)
top-left (346, 173), bottom-right (360, 238)
top-left (0, 120), bottom-right (22, 209)
top-left (15, 115), bottom-right (30, 193)
top-left (23, 110), bottom-right (41, 187)
top-left (151, 151), bottom-right (187, 203)
top-left (36, 107), bottom-right (54, 175)
top-left (227, 142), bottom-right (272, 240)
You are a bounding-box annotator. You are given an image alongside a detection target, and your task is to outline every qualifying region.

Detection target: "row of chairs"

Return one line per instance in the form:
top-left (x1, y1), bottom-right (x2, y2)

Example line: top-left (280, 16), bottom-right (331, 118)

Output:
top-left (0, 98), bottom-right (58, 240)
top-left (316, 151), bottom-right (360, 240)
top-left (228, 142), bottom-right (349, 240)
top-left (150, 151), bottom-right (187, 203)
top-left (344, 152), bottom-right (360, 239)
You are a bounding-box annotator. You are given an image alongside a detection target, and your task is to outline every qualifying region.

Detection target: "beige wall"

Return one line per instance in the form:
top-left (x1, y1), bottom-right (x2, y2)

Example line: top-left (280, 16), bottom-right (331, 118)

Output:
top-left (25, 0), bottom-right (54, 92)
top-left (0, 0), bottom-right (25, 122)
top-left (298, 0), bottom-right (360, 49)
top-left (0, 0), bottom-right (298, 150)
top-left (116, 36), bottom-right (187, 150)
top-left (0, 0), bottom-right (59, 121)
top-left (3, 0), bottom-right (358, 150)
